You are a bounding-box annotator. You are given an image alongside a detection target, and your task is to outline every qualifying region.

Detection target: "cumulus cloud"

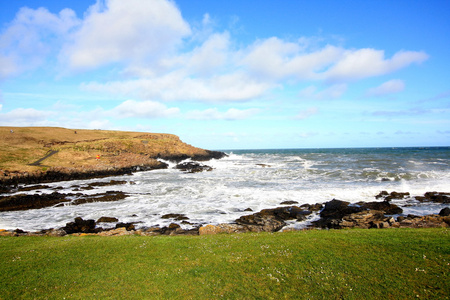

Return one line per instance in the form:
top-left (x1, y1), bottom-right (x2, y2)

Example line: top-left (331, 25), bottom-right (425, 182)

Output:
top-left (294, 107), bottom-right (318, 120)
top-left (0, 6), bottom-right (80, 79)
top-left (323, 49), bottom-right (428, 82)
top-left (60, 0), bottom-right (191, 71)
top-left (366, 79), bottom-right (405, 97)
top-left (186, 107), bottom-right (260, 120)
top-left (0, 0), bottom-right (430, 105)
top-left (109, 99), bottom-right (180, 119)
top-left (82, 71), bottom-right (272, 102)
top-left (0, 108), bottom-right (54, 125)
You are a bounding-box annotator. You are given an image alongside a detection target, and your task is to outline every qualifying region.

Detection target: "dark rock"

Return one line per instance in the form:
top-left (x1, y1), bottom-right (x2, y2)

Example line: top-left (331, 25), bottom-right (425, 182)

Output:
top-left (320, 199), bottom-right (364, 219)
top-left (63, 217), bottom-right (97, 234)
top-left (17, 184), bottom-right (52, 192)
top-left (244, 208), bottom-right (253, 212)
top-left (71, 191), bottom-right (128, 205)
top-left (115, 222), bottom-right (135, 231)
top-left (439, 207), bottom-right (450, 216)
top-left (358, 201), bottom-right (403, 215)
top-left (97, 217), bottom-right (119, 223)
top-left (168, 223), bottom-right (181, 230)
top-left (375, 191), bottom-right (389, 199)
top-left (175, 162), bottom-right (213, 173)
top-left (0, 192), bottom-right (70, 211)
top-left (280, 200), bottom-right (299, 205)
top-left (256, 164), bottom-right (271, 168)
top-left (161, 213), bottom-right (189, 221)
top-left (417, 192), bottom-right (450, 203)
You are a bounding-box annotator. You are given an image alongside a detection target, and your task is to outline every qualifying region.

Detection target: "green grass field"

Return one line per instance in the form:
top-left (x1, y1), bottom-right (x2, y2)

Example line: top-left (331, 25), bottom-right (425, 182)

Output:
top-left (1, 228), bottom-right (449, 299)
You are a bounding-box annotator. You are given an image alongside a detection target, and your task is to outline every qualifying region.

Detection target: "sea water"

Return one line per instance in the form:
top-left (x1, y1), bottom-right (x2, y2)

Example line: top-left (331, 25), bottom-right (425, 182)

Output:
top-left (1, 147), bottom-right (449, 231)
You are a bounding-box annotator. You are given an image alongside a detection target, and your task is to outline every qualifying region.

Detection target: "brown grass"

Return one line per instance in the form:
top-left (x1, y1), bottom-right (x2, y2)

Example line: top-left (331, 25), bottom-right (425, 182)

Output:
top-left (0, 127), bottom-right (209, 179)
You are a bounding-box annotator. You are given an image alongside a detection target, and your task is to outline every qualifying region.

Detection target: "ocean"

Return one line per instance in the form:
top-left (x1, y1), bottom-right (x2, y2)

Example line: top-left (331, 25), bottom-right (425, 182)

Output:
top-left (1, 147), bottom-right (449, 231)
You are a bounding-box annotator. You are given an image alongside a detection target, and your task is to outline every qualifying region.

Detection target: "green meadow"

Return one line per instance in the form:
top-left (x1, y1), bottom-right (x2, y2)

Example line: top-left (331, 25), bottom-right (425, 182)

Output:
top-left (1, 228), bottom-right (449, 299)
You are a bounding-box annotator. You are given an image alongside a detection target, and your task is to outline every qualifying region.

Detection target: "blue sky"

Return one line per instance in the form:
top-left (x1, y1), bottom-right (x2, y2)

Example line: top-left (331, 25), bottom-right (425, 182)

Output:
top-left (0, 0), bottom-right (449, 150)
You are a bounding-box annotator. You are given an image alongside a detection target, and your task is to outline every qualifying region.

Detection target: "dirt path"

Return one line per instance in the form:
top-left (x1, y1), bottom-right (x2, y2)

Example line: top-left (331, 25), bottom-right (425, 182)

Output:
top-left (29, 150), bottom-right (59, 166)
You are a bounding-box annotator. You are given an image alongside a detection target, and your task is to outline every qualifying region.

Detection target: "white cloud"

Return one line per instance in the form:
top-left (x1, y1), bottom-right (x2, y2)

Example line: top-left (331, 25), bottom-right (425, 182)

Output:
top-left (299, 84), bottom-right (347, 100)
top-left (366, 79), bottom-right (405, 97)
top-left (0, 108), bottom-right (54, 125)
top-left (0, 6), bottom-right (80, 79)
top-left (240, 37), bottom-right (343, 81)
top-left (82, 71), bottom-right (272, 102)
top-left (294, 107), bottom-right (318, 120)
top-left (61, 0), bottom-right (191, 71)
top-left (323, 49), bottom-right (428, 82)
top-left (186, 107), bottom-right (259, 120)
top-left (109, 100), bottom-right (180, 119)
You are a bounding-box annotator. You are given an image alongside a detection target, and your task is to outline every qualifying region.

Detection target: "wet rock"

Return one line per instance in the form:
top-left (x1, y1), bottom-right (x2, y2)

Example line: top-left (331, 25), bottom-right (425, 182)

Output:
top-left (256, 164), bottom-right (271, 168)
top-left (375, 191), bottom-right (410, 201)
top-left (0, 192), bottom-right (70, 211)
top-left (71, 191), bottom-right (128, 205)
top-left (320, 199), bottom-right (364, 219)
top-left (161, 213), bottom-right (189, 221)
top-left (175, 162), bottom-right (213, 173)
top-left (115, 222), bottom-right (135, 231)
top-left (358, 200), bottom-right (403, 215)
top-left (280, 200), bottom-right (299, 205)
top-left (97, 216), bottom-right (119, 223)
top-left (17, 184), bottom-right (52, 192)
top-left (244, 208), bottom-right (253, 212)
top-left (416, 192), bottom-right (450, 203)
top-left (439, 207), bottom-right (450, 216)
top-left (63, 217), bottom-right (97, 234)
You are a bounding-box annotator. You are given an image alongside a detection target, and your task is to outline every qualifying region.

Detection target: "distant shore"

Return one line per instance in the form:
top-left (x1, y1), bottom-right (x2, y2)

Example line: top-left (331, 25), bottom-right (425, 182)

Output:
top-left (0, 126), bottom-right (226, 189)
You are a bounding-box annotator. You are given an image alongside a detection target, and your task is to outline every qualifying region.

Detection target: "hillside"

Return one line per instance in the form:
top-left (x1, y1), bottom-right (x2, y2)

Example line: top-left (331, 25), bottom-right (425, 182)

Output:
top-left (0, 127), bottom-right (224, 185)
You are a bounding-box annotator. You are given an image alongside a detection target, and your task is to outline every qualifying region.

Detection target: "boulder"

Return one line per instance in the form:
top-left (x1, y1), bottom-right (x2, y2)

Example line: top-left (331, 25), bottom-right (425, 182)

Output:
top-left (175, 162), bottom-right (213, 173)
top-left (358, 200), bottom-right (403, 215)
top-left (97, 216), bottom-right (119, 223)
top-left (199, 224), bottom-right (248, 235)
top-left (439, 207), bottom-right (450, 216)
top-left (63, 217), bottom-right (97, 234)
top-left (115, 222), bottom-right (135, 231)
top-left (319, 199), bottom-right (364, 219)
top-left (416, 192), bottom-right (450, 203)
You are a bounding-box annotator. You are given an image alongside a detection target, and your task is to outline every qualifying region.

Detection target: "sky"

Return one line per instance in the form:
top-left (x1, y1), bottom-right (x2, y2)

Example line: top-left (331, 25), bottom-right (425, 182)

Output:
top-left (0, 0), bottom-right (449, 150)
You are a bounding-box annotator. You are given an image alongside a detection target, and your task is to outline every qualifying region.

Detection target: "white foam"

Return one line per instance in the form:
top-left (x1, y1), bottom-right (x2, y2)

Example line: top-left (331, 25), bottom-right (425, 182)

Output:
top-left (1, 150), bottom-right (449, 231)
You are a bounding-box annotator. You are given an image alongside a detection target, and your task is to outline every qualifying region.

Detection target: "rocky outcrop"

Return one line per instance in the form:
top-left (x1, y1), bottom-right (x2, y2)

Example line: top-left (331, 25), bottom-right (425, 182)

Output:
top-left (415, 192), bottom-right (450, 203)
top-left (0, 191), bottom-right (128, 211)
top-left (175, 162), bottom-right (213, 173)
top-left (63, 217), bottom-right (98, 234)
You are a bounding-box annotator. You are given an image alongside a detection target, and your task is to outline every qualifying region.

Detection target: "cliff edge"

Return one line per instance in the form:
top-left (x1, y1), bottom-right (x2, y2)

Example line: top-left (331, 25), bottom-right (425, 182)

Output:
top-left (0, 127), bottom-right (225, 186)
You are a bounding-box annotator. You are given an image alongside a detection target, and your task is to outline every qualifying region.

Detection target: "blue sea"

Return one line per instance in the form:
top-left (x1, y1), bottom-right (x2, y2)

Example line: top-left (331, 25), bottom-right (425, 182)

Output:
top-left (1, 147), bottom-right (449, 231)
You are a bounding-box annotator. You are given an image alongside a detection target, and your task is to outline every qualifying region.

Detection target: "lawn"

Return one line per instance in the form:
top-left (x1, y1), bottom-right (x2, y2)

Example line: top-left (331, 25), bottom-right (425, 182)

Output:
top-left (1, 228), bottom-right (449, 299)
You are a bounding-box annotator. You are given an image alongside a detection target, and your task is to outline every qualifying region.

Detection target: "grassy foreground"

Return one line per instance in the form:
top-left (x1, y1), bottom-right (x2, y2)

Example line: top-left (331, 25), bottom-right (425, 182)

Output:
top-left (1, 229), bottom-right (449, 299)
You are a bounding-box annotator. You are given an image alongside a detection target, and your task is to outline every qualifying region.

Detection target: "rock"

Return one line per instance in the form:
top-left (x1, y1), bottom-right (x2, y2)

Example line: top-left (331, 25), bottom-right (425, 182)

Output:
top-left (44, 228), bottom-right (67, 237)
top-left (236, 214), bottom-right (286, 232)
top-left (161, 213), bottom-right (189, 221)
top-left (115, 222), bottom-right (135, 231)
top-left (280, 200), bottom-right (299, 205)
top-left (398, 215), bottom-right (450, 228)
top-left (71, 191), bottom-right (128, 205)
top-left (63, 217), bottom-right (97, 234)
top-left (168, 223), bottom-right (181, 230)
top-left (320, 199), bottom-right (364, 219)
top-left (375, 191), bottom-right (410, 201)
top-left (256, 164), bottom-right (271, 168)
top-left (98, 227), bottom-right (133, 236)
top-left (199, 224), bottom-right (248, 235)
top-left (175, 162), bottom-right (213, 173)
top-left (358, 200), bottom-right (403, 215)
top-left (244, 208), bottom-right (253, 212)
top-left (439, 207), bottom-right (450, 216)
top-left (0, 192), bottom-right (70, 211)
top-left (97, 216), bottom-right (119, 223)
top-left (341, 210), bottom-right (386, 229)
top-left (416, 192), bottom-right (450, 203)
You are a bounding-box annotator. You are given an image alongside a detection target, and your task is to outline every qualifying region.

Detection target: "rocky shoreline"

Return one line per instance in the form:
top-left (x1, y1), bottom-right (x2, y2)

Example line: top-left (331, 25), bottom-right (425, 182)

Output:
top-left (0, 150), bottom-right (226, 193)
top-left (1, 189), bottom-right (449, 237)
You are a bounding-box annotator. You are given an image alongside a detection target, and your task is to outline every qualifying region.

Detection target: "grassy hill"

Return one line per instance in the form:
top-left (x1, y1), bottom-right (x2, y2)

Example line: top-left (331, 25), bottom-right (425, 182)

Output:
top-left (0, 127), bottom-right (221, 183)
